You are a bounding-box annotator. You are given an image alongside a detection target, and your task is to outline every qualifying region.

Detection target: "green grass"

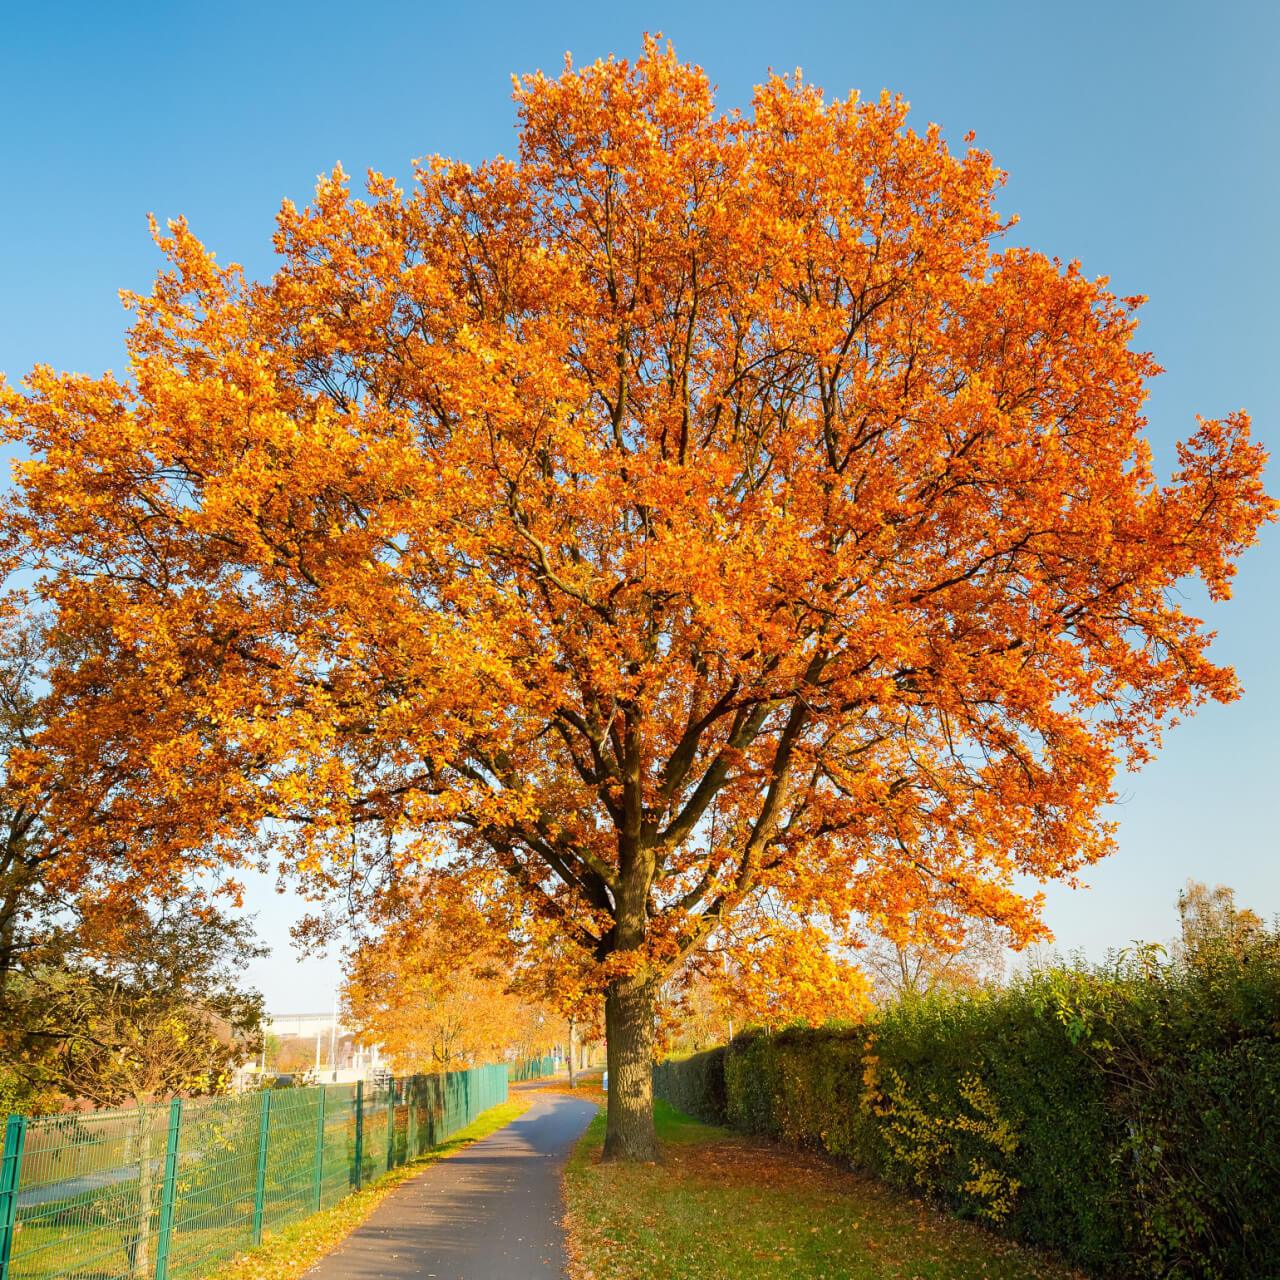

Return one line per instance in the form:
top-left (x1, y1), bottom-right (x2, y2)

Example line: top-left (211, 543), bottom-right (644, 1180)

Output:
top-left (563, 1100), bottom-right (1081, 1280)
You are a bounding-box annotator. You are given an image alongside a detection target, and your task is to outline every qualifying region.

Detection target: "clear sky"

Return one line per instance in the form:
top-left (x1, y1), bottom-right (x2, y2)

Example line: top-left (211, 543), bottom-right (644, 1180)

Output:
top-left (2, 1), bottom-right (1276, 1011)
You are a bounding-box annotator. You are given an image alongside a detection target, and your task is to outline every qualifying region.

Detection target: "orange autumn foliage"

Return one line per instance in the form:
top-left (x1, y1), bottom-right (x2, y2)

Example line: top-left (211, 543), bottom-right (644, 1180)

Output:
top-left (343, 915), bottom-right (564, 1073)
top-left (669, 901), bottom-right (871, 1045)
top-left (712, 926), bottom-right (871, 1033)
top-left (0, 39), bottom-right (1272, 1156)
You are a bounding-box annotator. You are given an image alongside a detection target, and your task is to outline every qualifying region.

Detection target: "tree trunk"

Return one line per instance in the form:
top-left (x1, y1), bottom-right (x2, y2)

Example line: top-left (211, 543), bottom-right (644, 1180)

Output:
top-left (126, 1107), bottom-right (154, 1278)
top-left (602, 976), bottom-right (657, 1161)
top-left (567, 1019), bottom-right (577, 1089)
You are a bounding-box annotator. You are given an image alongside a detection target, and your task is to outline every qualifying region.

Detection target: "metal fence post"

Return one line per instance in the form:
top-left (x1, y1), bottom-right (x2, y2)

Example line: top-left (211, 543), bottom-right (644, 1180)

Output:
top-left (385, 1080), bottom-right (396, 1171)
top-left (312, 1086), bottom-right (326, 1212)
top-left (0, 1115), bottom-right (27, 1280)
top-left (252, 1091), bottom-right (272, 1245)
top-left (153, 1097), bottom-right (183, 1280)
top-left (406, 1076), bottom-right (418, 1161)
top-left (353, 1080), bottom-right (364, 1191)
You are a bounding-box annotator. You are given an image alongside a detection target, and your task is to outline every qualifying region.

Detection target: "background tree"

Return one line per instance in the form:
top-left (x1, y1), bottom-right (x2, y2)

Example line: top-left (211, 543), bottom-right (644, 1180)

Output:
top-left (342, 905), bottom-right (565, 1072)
top-left (9, 902), bottom-right (265, 1279)
top-left (667, 897), bottom-right (871, 1047)
top-left (0, 614), bottom-right (65, 999)
top-left (0, 605), bottom-right (264, 1112)
top-left (1176, 878), bottom-right (1265, 963)
top-left (664, 968), bottom-right (733, 1055)
top-left (0, 40), bottom-right (1271, 1159)
top-left (13, 901), bottom-right (264, 1108)
top-left (714, 928), bottom-right (870, 1032)
top-left (0, 617), bottom-right (68, 1113)
top-left (860, 911), bottom-right (1006, 1002)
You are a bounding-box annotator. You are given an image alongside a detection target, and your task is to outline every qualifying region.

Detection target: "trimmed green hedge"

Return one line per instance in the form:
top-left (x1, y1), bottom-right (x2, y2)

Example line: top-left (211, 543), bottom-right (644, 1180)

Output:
top-left (652, 1048), bottom-right (727, 1125)
top-left (654, 940), bottom-right (1280, 1278)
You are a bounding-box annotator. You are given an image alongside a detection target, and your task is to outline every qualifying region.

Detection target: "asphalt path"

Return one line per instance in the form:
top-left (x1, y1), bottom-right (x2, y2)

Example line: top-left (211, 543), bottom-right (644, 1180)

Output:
top-left (304, 1086), bottom-right (599, 1280)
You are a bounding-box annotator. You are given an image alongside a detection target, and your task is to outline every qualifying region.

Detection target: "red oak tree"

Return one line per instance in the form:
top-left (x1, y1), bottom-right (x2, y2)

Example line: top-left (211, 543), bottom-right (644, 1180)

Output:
top-left (0, 39), bottom-right (1271, 1157)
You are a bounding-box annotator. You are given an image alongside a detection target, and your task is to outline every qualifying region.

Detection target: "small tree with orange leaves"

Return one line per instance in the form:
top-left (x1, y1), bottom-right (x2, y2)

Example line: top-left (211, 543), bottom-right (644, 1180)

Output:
top-left (1, 39), bottom-right (1271, 1159)
top-left (341, 891), bottom-right (568, 1072)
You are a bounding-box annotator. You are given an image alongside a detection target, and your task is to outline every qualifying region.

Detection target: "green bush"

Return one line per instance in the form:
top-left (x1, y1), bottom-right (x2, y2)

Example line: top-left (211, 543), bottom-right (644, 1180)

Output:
top-left (654, 937), bottom-right (1280, 1278)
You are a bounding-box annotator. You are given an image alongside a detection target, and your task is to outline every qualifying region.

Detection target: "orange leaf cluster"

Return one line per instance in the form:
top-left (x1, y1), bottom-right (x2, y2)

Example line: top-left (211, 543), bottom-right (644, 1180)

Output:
top-left (711, 925), bottom-right (871, 1032)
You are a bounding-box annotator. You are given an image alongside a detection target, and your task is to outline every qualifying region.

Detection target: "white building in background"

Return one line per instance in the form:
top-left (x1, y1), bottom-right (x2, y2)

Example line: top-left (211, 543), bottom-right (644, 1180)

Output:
top-left (237, 1011), bottom-right (387, 1088)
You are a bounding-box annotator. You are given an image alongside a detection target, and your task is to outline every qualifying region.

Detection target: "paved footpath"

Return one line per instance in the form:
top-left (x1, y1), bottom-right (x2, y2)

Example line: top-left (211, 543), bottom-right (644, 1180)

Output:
top-left (304, 1087), bottom-right (599, 1280)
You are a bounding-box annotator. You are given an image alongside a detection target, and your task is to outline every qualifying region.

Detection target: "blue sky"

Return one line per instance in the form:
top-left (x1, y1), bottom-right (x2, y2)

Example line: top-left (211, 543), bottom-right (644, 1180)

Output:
top-left (2, 1), bottom-right (1276, 1010)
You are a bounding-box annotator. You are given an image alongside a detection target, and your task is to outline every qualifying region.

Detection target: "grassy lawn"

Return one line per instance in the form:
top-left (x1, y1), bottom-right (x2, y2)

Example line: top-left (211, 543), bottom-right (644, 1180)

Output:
top-left (563, 1100), bottom-right (1081, 1280)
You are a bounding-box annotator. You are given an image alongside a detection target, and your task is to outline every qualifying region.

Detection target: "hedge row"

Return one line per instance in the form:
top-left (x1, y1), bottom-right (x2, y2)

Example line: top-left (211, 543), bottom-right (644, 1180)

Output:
top-left (654, 940), bottom-right (1280, 1278)
top-left (651, 1047), bottom-right (727, 1125)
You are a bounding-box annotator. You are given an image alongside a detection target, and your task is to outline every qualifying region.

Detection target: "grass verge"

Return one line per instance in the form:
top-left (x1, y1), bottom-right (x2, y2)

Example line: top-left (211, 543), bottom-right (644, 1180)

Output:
top-left (214, 1097), bottom-right (531, 1280)
top-left (563, 1099), bottom-right (1081, 1280)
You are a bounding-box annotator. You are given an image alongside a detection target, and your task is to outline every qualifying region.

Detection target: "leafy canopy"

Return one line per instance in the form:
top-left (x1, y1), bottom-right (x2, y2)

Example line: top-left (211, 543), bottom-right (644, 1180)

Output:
top-left (0, 38), bottom-right (1271, 1002)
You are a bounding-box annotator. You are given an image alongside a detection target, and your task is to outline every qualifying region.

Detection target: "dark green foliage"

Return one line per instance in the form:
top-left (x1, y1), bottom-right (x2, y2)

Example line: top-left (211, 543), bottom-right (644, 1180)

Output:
top-left (653, 937), bottom-right (1280, 1278)
top-left (652, 1048), bottom-right (727, 1125)
top-left (859, 979), bottom-right (1123, 1270)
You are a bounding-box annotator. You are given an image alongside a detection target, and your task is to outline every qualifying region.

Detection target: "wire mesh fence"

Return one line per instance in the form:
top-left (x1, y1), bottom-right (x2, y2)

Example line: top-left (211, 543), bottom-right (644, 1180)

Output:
top-left (0, 1062), bottom-right (509, 1280)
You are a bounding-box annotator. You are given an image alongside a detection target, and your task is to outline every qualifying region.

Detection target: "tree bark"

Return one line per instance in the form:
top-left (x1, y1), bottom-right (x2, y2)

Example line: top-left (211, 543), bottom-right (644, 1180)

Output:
top-left (602, 975), bottom-right (658, 1161)
top-left (567, 1018), bottom-right (577, 1089)
top-left (126, 1107), bottom-right (154, 1279)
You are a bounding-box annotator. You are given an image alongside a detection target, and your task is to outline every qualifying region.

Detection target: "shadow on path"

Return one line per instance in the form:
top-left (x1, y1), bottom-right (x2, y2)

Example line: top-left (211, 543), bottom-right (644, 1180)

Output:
top-left (304, 1091), bottom-right (599, 1280)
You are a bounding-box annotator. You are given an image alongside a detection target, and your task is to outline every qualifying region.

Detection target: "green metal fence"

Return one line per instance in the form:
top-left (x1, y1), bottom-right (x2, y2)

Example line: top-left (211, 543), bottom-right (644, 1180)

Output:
top-left (510, 1054), bottom-right (559, 1082)
top-left (0, 1063), bottom-right (508, 1280)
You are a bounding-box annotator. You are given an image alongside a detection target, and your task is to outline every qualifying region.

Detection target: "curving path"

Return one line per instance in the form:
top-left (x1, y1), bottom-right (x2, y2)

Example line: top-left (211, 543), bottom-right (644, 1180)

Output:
top-left (304, 1086), bottom-right (598, 1280)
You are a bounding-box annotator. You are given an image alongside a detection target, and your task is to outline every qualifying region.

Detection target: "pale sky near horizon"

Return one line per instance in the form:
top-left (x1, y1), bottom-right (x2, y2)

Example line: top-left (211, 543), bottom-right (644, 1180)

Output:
top-left (2, 1), bottom-right (1276, 1010)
